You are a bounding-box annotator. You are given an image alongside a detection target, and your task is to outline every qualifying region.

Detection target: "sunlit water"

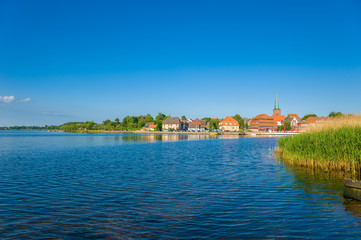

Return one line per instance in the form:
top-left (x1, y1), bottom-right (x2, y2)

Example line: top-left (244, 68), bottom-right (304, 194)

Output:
top-left (1, 131), bottom-right (360, 239)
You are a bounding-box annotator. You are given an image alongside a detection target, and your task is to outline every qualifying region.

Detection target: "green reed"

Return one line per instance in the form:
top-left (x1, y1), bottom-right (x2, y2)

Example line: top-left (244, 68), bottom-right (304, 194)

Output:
top-left (276, 127), bottom-right (361, 178)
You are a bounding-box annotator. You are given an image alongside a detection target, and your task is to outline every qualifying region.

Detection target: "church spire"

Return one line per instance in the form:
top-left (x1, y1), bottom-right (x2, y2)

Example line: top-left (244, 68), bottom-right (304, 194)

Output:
top-left (274, 94), bottom-right (279, 110)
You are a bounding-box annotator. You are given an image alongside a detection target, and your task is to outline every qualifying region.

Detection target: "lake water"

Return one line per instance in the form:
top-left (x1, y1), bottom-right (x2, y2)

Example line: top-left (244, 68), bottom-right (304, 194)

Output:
top-left (1, 131), bottom-right (361, 239)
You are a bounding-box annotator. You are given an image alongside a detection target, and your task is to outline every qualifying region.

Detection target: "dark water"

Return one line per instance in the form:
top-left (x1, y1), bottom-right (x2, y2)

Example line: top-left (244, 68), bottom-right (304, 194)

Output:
top-left (1, 131), bottom-right (361, 239)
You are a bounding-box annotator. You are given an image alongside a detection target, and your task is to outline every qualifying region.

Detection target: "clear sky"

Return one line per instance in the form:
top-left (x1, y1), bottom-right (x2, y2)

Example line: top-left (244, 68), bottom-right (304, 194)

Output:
top-left (1, 0), bottom-right (360, 126)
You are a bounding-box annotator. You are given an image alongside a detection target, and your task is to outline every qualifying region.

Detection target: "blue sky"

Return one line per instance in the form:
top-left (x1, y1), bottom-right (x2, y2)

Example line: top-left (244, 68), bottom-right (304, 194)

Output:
top-left (0, 0), bottom-right (360, 126)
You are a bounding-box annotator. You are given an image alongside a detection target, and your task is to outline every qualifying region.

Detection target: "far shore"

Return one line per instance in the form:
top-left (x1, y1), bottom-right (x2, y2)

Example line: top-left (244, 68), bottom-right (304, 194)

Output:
top-left (53, 130), bottom-right (245, 135)
top-left (49, 129), bottom-right (299, 136)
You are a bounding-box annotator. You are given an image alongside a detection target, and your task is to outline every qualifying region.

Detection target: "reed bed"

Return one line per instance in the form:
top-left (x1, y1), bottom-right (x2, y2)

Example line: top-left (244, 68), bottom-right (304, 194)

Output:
top-left (276, 114), bottom-right (361, 178)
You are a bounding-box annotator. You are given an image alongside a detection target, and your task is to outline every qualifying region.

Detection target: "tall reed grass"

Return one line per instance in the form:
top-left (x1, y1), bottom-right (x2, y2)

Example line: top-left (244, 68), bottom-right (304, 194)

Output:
top-left (276, 114), bottom-right (361, 178)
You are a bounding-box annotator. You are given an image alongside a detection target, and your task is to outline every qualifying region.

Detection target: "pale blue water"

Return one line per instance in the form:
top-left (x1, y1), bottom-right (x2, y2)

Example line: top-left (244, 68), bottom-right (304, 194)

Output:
top-left (0, 131), bottom-right (360, 239)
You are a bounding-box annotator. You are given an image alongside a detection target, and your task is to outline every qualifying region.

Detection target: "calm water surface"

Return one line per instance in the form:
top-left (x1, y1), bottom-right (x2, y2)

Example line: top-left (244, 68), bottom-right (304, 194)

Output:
top-left (1, 131), bottom-right (361, 239)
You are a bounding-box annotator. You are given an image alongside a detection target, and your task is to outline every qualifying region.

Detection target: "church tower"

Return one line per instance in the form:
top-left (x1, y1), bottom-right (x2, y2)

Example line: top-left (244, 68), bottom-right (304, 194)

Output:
top-left (272, 94), bottom-right (281, 116)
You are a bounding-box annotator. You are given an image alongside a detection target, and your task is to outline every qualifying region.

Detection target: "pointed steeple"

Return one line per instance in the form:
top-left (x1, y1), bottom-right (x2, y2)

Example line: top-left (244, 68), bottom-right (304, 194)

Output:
top-left (274, 94), bottom-right (279, 110)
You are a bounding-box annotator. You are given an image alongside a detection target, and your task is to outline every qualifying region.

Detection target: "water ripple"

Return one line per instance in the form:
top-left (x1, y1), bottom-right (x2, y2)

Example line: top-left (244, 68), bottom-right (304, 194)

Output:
top-left (0, 131), bottom-right (361, 239)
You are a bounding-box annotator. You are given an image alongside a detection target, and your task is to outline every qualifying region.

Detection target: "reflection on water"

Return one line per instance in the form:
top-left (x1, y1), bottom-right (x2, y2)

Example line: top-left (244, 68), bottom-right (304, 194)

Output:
top-left (121, 134), bottom-right (215, 142)
top-left (280, 162), bottom-right (361, 218)
top-left (109, 134), bottom-right (243, 143)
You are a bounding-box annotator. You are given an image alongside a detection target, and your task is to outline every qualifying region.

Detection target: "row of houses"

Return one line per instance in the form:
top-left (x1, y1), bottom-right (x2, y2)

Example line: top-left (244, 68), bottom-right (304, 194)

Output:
top-left (143, 95), bottom-right (328, 132)
top-left (143, 116), bottom-right (241, 131)
top-left (248, 95), bottom-right (329, 131)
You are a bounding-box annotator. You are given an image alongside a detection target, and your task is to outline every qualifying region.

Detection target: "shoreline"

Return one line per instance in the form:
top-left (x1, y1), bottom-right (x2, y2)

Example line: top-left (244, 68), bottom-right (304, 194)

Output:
top-left (57, 130), bottom-right (246, 135)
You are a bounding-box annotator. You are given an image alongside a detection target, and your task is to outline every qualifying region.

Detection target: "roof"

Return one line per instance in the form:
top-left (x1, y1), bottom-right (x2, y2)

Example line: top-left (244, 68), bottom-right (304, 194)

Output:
top-left (198, 119), bottom-right (207, 126)
top-left (188, 122), bottom-right (200, 128)
top-left (219, 116), bottom-right (239, 126)
top-left (249, 113), bottom-right (277, 129)
top-left (163, 117), bottom-right (181, 125)
top-left (272, 115), bottom-right (286, 122)
top-left (253, 114), bottom-right (271, 119)
top-left (305, 116), bottom-right (329, 122)
top-left (144, 122), bottom-right (155, 127)
top-left (287, 114), bottom-right (301, 121)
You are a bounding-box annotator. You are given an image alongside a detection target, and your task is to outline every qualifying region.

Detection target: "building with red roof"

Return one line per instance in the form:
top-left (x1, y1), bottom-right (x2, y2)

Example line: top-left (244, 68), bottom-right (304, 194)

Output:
top-left (249, 95), bottom-right (286, 131)
top-left (219, 116), bottom-right (240, 131)
top-left (284, 114), bottom-right (302, 129)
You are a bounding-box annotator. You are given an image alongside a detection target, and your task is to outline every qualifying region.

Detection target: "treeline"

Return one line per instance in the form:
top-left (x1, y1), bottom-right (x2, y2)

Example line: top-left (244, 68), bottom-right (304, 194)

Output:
top-left (58, 113), bottom-right (168, 132)
top-left (0, 125), bottom-right (58, 130)
top-left (57, 113), bottom-right (247, 132)
top-left (1, 113), bottom-right (248, 132)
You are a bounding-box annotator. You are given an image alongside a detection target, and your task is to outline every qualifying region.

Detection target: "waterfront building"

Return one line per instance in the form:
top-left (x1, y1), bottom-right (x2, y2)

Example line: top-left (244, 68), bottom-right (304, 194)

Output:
top-left (283, 114), bottom-right (302, 129)
top-left (181, 120), bottom-right (188, 130)
top-left (188, 122), bottom-right (201, 131)
top-left (249, 114), bottom-right (278, 131)
top-left (219, 116), bottom-right (240, 131)
top-left (143, 122), bottom-right (157, 131)
top-left (193, 118), bottom-right (209, 130)
top-left (162, 117), bottom-right (182, 131)
top-left (249, 95), bottom-right (285, 131)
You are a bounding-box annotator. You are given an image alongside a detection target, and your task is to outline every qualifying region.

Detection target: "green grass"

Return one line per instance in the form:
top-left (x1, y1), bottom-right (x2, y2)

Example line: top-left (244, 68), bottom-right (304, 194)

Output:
top-left (276, 127), bottom-right (361, 178)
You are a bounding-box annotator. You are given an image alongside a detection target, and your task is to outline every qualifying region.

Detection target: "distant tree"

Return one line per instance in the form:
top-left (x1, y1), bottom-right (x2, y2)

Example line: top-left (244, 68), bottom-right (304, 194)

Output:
top-left (137, 118), bottom-right (147, 129)
top-left (328, 112), bottom-right (343, 118)
top-left (302, 114), bottom-right (317, 120)
top-left (181, 115), bottom-right (187, 120)
top-left (155, 113), bottom-right (165, 124)
top-left (155, 113), bottom-right (166, 131)
top-left (122, 116), bottom-right (129, 129)
top-left (127, 122), bottom-right (137, 130)
top-left (233, 114), bottom-right (245, 129)
top-left (115, 118), bottom-right (120, 125)
top-left (128, 116), bottom-right (138, 125)
top-left (278, 121), bottom-right (291, 131)
top-left (103, 119), bottom-right (112, 126)
top-left (202, 117), bottom-right (211, 122)
top-left (84, 121), bottom-right (95, 130)
top-left (145, 114), bottom-right (154, 122)
top-left (208, 119), bottom-right (220, 130)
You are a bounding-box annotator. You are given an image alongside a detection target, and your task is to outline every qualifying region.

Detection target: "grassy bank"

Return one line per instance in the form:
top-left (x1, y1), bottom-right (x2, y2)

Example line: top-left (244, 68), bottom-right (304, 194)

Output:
top-left (276, 115), bottom-right (361, 178)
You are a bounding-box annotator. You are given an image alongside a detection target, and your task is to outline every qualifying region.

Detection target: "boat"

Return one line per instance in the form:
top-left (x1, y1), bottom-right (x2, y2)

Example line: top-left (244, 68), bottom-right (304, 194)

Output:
top-left (344, 178), bottom-right (361, 201)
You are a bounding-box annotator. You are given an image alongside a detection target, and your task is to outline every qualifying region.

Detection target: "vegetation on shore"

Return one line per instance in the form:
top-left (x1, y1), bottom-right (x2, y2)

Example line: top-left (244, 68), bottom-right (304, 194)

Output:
top-left (1, 113), bottom-right (247, 132)
top-left (276, 114), bottom-right (361, 178)
top-left (0, 125), bottom-right (58, 130)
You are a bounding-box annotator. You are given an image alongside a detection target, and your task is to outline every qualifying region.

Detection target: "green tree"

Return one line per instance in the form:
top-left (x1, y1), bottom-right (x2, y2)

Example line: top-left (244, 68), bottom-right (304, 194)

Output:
top-left (155, 113), bottom-right (166, 131)
top-left (137, 118), bottom-right (147, 129)
top-left (233, 114), bottom-right (245, 129)
top-left (181, 115), bottom-right (187, 120)
top-left (209, 119), bottom-right (220, 130)
top-left (115, 118), bottom-right (120, 125)
top-left (84, 121), bottom-right (95, 130)
top-left (156, 113), bottom-right (166, 124)
top-left (122, 116), bottom-right (129, 129)
top-left (145, 114), bottom-right (154, 123)
top-left (328, 112), bottom-right (343, 118)
top-left (202, 117), bottom-right (211, 122)
top-left (278, 121), bottom-right (291, 131)
top-left (302, 114), bottom-right (317, 120)
top-left (103, 119), bottom-right (112, 126)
